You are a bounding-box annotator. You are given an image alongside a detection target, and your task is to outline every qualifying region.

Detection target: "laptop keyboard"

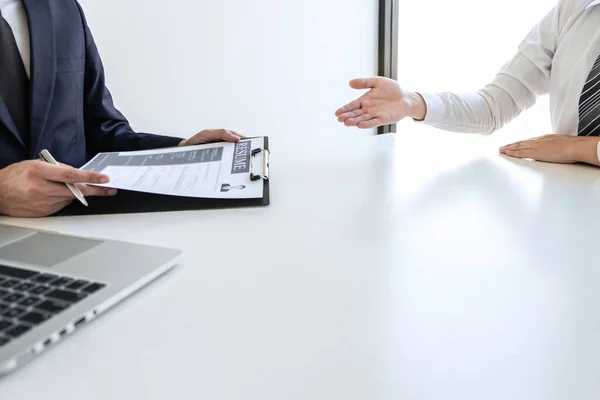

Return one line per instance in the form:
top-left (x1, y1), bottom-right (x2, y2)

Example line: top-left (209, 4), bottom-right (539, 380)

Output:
top-left (0, 264), bottom-right (106, 347)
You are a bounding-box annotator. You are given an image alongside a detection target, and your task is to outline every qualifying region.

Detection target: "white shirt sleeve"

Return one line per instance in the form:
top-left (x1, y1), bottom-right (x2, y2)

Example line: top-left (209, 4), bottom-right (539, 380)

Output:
top-left (416, 3), bottom-right (561, 134)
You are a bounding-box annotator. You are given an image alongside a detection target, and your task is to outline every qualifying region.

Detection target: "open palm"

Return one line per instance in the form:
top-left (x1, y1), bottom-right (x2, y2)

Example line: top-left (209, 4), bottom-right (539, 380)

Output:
top-left (335, 77), bottom-right (412, 129)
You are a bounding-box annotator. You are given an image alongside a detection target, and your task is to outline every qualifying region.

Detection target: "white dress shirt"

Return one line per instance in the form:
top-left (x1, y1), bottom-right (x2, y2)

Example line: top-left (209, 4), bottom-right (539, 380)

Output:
top-left (0, 0), bottom-right (30, 77)
top-left (418, 0), bottom-right (600, 161)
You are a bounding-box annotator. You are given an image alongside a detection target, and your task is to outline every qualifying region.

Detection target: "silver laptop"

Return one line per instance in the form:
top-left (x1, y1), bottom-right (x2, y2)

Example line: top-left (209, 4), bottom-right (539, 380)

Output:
top-left (0, 223), bottom-right (181, 377)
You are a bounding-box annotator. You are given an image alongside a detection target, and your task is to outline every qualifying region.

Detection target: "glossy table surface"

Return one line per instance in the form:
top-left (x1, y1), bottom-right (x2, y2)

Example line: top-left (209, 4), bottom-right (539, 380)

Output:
top-left (1, 130), bottom-right (600, 400)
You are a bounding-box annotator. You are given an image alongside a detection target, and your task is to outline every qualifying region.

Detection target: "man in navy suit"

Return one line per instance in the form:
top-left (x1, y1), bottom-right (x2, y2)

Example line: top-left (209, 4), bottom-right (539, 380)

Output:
top-left (0, 0), bottom-right (241, 217)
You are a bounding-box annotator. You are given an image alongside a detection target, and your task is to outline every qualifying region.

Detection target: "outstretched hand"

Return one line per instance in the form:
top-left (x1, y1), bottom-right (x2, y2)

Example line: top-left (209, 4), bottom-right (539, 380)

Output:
top-left (335, 77), bottom-right (424, 129)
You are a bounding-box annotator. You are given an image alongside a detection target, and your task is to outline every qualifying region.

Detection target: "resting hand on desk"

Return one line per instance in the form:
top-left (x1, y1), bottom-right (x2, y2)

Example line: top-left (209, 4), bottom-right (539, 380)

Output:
top-left (178, 129), bottom-right (242, 146)
top-left (0, 161), bottom-right (115, 218)
top-left (500, 135), bottom-right (600, 167)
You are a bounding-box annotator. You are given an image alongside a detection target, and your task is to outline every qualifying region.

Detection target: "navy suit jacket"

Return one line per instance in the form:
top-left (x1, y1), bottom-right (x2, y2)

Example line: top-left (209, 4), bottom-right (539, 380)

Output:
top-left (0, 0), bottom-right (183, 170)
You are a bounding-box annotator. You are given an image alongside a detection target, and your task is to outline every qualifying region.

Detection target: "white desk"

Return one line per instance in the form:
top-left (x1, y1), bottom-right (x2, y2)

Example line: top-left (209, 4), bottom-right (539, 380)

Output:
top-left (1, 131), bottom-right (600, 400)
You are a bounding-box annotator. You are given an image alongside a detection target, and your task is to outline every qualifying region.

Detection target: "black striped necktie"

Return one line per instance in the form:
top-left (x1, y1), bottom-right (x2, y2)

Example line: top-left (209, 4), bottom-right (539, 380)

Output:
top-left (579, 54), bottom-right (600, 136)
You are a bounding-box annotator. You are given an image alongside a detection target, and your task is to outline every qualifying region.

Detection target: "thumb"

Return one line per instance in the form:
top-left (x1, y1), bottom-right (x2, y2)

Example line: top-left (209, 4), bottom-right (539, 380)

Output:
top-left (349, 77), bottom-right (379, 90)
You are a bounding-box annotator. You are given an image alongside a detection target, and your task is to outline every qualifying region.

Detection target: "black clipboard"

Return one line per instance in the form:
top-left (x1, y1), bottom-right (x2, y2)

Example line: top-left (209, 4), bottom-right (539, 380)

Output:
top-left (53, 137), bottom-right (270, 217)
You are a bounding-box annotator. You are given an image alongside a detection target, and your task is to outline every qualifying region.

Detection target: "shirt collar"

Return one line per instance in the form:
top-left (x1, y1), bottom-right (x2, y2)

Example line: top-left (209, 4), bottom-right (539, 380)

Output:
top-left (586, 0), bottom-right (600, 9)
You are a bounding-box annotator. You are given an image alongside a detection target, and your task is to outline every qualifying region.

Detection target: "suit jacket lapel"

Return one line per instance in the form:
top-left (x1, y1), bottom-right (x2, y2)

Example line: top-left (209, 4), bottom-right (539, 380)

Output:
top-left (22, 0), bottom-right (56, 158)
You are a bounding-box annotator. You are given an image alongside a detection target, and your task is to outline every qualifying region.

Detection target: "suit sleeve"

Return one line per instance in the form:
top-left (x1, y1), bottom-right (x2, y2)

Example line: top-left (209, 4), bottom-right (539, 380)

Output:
top-left (75, 2), bottom-right (183, 154)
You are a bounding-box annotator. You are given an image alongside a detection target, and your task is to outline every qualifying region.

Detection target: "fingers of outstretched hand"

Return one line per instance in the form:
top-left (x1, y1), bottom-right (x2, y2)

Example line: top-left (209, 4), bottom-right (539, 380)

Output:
top-left (344, 112), bottom-right (374, 127)
top-left (349, 77), bottom-right (378, 90)
top-left (335, 100), bottom-right (362, 117)
top-left (357, 118), bottom-right (385, 129)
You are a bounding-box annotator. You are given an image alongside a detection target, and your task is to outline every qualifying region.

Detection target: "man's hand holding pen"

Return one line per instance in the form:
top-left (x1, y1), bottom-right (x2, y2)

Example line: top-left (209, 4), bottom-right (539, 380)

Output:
top-left (0, 160), bottom-right (115, 218)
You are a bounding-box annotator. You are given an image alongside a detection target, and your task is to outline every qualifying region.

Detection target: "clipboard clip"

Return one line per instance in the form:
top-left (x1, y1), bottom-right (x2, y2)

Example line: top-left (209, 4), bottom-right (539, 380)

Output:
top-left (250, 148), bottom-right (270, 181)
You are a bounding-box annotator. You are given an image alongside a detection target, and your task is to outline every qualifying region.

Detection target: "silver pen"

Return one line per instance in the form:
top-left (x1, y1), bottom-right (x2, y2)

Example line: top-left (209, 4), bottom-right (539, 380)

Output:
top-left (39, 149), bottom-right (88, 207)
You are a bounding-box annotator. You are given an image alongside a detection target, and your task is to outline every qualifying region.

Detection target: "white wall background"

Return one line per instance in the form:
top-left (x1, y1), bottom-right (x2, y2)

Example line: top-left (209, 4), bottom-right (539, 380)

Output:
top-left (77, 0), bottom-right (378, 141)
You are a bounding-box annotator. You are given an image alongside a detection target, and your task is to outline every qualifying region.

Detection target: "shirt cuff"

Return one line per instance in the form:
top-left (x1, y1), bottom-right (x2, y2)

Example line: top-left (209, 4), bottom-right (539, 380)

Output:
top-left (415, 92), bottom-right (447, 123)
